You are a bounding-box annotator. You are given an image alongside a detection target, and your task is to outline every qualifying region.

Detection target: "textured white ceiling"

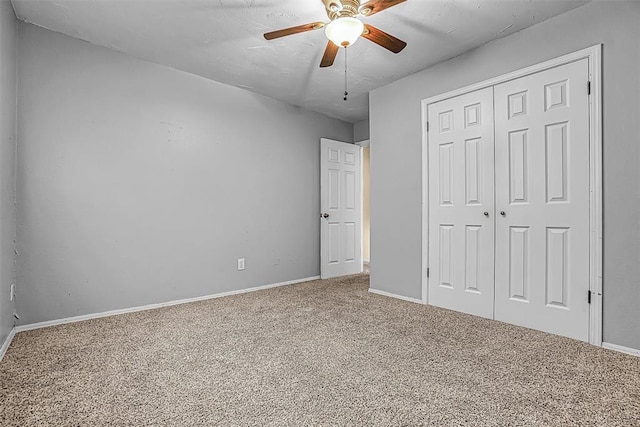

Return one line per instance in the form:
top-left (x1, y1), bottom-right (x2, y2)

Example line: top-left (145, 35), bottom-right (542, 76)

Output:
top-left (11, 0), bottom-right (589, 123)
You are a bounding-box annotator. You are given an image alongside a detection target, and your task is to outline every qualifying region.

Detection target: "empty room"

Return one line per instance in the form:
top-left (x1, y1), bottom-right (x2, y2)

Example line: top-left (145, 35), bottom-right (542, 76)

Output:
top-left (0, 0), bottom-right (639, 425)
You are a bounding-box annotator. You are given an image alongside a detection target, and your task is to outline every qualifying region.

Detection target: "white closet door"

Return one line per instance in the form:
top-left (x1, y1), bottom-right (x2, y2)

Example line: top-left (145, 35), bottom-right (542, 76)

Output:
top-left (494, 59), bottom-right (590, 341)
top-left (428, 87), bottom-right (495, 319)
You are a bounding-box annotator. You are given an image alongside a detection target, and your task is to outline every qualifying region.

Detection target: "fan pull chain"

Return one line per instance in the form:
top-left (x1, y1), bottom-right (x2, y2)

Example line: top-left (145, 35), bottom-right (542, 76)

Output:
top-left (344, 47), bottom-right (348, 101)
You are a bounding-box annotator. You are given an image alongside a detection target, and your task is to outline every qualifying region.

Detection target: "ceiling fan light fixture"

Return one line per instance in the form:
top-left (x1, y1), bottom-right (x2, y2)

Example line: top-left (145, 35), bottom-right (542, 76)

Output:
top-left (325, 17), bottom-right (364, 47)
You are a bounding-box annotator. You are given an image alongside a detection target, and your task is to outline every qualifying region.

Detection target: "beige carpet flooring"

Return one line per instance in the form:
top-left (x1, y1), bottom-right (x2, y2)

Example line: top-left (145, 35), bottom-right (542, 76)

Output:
top-left (1, 274), bottom-right (638, 426)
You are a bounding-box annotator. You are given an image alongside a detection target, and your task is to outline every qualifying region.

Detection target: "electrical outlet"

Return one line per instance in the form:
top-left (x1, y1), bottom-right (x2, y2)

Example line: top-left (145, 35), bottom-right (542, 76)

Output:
top-left (10, 284), bottom-right (15, 302)
top-left (237, 258), bottom-right (245, 271)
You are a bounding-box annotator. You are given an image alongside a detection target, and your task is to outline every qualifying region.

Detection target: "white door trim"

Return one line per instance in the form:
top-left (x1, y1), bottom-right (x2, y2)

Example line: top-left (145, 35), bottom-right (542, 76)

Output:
top-left (357, 141), bottom-right (370, 264)
top-left (421, 45), bottom-right (603, 346)
top-left (360, 144), bottom-right (364, 268)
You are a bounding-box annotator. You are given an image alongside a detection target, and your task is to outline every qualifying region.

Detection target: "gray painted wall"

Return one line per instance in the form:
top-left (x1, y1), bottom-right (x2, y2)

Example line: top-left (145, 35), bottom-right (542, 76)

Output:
top-left (0, 0), bottom-right (17, 347)
top-left (353, 119), bottom-right (370, 142)
top-left (370, 1), bottom-right (640, 349)
top-left (16, 23), bottom-right (353, 325)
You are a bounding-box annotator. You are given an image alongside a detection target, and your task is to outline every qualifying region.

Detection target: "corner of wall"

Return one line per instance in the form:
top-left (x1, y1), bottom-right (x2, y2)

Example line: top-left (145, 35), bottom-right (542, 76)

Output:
top-left (353, 119), bottom-right (370, 143)
top-left (0, 0), bottom-right (19, 351)
top-left (10, 0), bottom-right (18, 329)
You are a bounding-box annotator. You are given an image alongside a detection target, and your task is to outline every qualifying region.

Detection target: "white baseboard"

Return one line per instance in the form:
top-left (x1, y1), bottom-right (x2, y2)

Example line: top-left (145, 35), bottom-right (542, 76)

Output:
top-left (368, 288), bottom-right (423, 304)
top-left (15, 276), bottom-right (320, 333)
top-left (602, 342), bottom-right (640, 357)
top-left (0, 327), bottom-right (16, 363)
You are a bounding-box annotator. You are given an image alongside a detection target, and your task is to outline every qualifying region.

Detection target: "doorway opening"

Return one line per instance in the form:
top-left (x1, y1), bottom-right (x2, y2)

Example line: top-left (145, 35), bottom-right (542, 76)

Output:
top-left (358, 140), bottom-right (370, 274)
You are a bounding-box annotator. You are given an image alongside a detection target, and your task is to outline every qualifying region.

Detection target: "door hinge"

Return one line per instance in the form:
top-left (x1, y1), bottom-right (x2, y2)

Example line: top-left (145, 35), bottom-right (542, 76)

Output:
top-left (587, 81), bottom-right (591, 95)
top-left (426, 268), bottom-right (430, 278)
top-left (588, 290), bottom-right (592, 304)
top-left (426, 121), bottom-right (430, 132)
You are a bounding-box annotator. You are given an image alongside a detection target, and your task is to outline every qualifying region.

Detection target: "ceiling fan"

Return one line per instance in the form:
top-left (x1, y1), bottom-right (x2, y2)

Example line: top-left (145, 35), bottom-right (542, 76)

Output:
top-left (263, 0), bottom-right (407, 68)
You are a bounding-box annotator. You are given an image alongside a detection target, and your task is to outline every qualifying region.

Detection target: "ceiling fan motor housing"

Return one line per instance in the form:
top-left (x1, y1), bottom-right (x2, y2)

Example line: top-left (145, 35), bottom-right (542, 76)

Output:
top-left (327, 0), bottom-right (361, 20)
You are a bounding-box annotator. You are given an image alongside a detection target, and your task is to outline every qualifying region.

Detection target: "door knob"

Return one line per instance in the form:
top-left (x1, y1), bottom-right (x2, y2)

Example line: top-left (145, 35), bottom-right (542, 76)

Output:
top-left (322, 213), bottom-right (330, 219)
top-left (500, 211), bottom-right (506, 217)
top-left (483, 211), bottom-right (489, 217)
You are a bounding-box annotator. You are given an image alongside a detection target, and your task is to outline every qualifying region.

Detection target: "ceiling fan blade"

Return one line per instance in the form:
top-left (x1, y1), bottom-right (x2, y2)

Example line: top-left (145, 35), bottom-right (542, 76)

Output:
top-left (264, 22), bottom-right (325, 40)
top-left (320, 41), bottom-right (339, 67)
top-left (362, 24), bottom-right (407, 53)
top-left (359, 0), bottom-right (407, 16)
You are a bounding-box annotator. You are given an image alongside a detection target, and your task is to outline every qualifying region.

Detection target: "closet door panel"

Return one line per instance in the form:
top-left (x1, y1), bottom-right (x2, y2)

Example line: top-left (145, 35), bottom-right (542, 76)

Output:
top-left (494, 59), bottom-right (591, 341)
top-left (427, 87), bottom-right (495, 319)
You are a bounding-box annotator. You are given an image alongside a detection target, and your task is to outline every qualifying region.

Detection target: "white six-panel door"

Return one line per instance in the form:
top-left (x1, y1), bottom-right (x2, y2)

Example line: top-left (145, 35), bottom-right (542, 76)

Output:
top-left (428, 88), bottom-right (495, 319)
top-left (427, 59), bottom-right (591, 341)
top-left (494, 59), bottom-right (590, 341)
top-left (320, 138), bottom-right (362, 279)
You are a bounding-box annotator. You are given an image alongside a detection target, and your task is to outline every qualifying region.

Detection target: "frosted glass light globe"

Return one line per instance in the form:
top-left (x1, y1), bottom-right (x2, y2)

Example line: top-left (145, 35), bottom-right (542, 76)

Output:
top-left (325, 17), bottom-right (364, 47)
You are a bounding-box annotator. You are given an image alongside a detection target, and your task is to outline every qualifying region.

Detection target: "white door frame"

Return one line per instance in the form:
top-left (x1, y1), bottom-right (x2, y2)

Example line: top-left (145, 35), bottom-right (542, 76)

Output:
top-left (355, 140), bottom-right (369, 266)
top-left (421, 45), bottom-right (603, 346)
